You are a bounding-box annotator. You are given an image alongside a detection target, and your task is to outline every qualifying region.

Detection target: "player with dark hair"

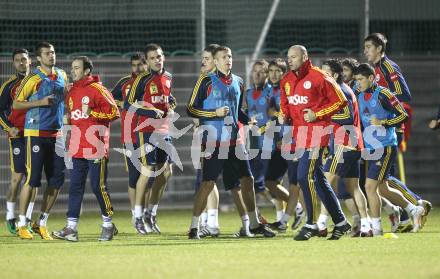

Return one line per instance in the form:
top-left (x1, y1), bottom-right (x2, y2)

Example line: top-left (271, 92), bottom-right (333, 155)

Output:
top-left (246, 59), bottom-right (288, 223)
top-left (341, 58), bottom-right (359, 93)
top-left (0, 48), bottom-right (38, 234)
top-left (13, 42), bottom-right (68, 240)
top-left (125, 43), bottom-right (175, 234)
top-left (266, 58), bottom-right (305, 233)
top-left (364, 33), bottom-right (432, 231)
top-left (187, 45), bottom-right (275, 239)
top-left (111, 52), bottom-right (150, 230)
top-left (354, 63), bottom-right (425, 235)
top-left (319, 58), bottom-right (371, 237)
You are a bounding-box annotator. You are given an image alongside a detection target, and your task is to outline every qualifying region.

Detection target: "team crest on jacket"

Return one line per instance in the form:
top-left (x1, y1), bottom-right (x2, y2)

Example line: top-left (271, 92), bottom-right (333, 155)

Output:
top-left (150, 82), bottom-right (158, 95)
top-left (82, 96), bottom-right (90, 105)
top-left (69, 97), bottom-right (73, 110)
top-left (303, 81), bottom-right (311, 89)
top-left (285, 82), bottom-right (291, 96)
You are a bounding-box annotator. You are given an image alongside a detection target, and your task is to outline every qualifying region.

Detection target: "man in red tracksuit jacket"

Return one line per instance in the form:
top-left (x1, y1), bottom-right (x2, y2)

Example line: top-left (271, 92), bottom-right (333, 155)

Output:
top-left (53, 56), bottom-right (120, 242)
top-left (279, 45), bottom-right (350, 241)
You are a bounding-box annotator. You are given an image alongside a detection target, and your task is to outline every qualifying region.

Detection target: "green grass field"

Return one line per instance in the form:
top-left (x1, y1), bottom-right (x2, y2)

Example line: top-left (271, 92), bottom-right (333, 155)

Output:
top-left (1, 208), bottom-right (439, 279)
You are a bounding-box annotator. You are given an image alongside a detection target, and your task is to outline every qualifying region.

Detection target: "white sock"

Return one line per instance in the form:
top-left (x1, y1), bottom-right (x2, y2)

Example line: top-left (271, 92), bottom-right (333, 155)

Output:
top-left (190, 216), bottom-right (199, 229)
top-left (304, 223), bottom-right (318, 229)
top-left (360, 218), bottom-right (370, 232)
top-left (18, 215), bottom-right (27, 227)
top-left (276, 210), bottom-right (284, 222)
top-left (371, 217), bottom-right (382, 232)
top-left (352, 214), bottom-right (361, 227)
top-left (26, 202), bottom-right (35, 220)
top-left (148, 204), bottom-right (159, 216)
top-left (241, 214), bottom-right (250, 231)
top-left (102, 215), bottom-right (113, 228)
top-left (335, 219), bottom-right (347, 227)
top-left (6, 202), bottom-right (15, 220)
top-left (131, 209), bottom-right (135, 218)
top-left (200, 212), bottom-right (208, 227)
top-left (38, 213), bottom-right (49, 226)
top-left (249, 210), bottom-right (260, 229)
top-left (134, 205), bottom-right (143, 219)
top-left (280, 213), bottom-right (291, 225)
top-left (382, 199), bottom-right (396, 215)
top-left (317, 214), bottom-right (329, 230)
top-left (296, 203), bottom-right (303, 214)
top-left (207, 209), bottom-right (218, 228)
top-left (405, 203), bottom-right (417, 216)
top-left (67, 218), bottom-right (78, 230)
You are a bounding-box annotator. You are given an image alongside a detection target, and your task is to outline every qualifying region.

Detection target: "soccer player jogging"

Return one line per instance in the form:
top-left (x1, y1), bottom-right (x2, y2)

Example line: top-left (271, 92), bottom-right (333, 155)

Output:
top-left (280, 45), bottom-right (351, 241)
top-left (341, 58), bottom-right (360, 93)
top-left (13, 42), bottom-right (68, 240)
top-left (319, 59), bottom-right (371, 237)
top-left (354, 63), bottom-right (425, 235)
top-left (187, 45), bottom-right (275, 239)
top-left (53, 56), bottom-right (120, 242)
top-left (364, 33), bottom-right (431, 231)
top-left (125, 43), bottom-right (175, 235)
top-left (196, 46), bottom-right (260, 238)
top-left (246, 59), bottom-right (288, 222)
top-left (0, 49), bottom-right (38, 234)
top-left (195, 44), bottom-right (221, 236)
top-left (265, 58), bottom-right (305, 233)
top-left (111, 53), bottom-right (149, 227)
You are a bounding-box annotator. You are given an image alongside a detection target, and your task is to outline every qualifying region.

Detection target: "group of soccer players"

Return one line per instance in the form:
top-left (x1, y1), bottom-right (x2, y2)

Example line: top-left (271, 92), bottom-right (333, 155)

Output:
top-left (185, 33), bottom-right (432, 241)
top-left (0, 33), bottom-right (433, 242)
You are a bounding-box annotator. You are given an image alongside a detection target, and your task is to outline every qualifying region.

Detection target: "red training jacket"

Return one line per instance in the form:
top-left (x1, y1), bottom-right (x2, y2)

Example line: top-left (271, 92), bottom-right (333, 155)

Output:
top-left (66, 75), bottom-right (120, 159)
top-left (280, 60), bottom-right (347, 149)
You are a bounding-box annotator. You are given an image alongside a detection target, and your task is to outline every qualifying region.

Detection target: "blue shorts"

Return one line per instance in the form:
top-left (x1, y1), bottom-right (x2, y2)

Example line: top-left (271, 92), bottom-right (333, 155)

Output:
top-left (137, 132), bottom-right (171, 166)
top-left (194, 168), bottom-right (240, 192)
top-left (265, 150), bottom-right (298, 185)
top-left (323, 146), bottom-right (361, 178)
top-left (365, 146), bottom-right (397, 182)
top-left (221, 169), bottom-right (241, 191)
top-left (201, 145), bottom-right (252, 190)
top-left (25, 136), bottom-right (65, 188)
top-left (250, 154), bottom-right (269, 193)
top-left (337, 180), bottom-right (352, 200)
top-left (9, 137), bottom-right (26, 174)
top-left (123, 143), bottom-right (141, 188)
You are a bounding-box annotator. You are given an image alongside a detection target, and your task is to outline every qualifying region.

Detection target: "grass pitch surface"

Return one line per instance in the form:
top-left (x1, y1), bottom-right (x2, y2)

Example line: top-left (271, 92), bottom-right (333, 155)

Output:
top-left (1, 208), bottom-right (439, 279)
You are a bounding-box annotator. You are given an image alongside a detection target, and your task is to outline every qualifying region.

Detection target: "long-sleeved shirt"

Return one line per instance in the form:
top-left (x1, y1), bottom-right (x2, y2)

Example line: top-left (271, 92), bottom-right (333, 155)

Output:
top-left (111, 73), bottom-right (138, 144)
top-left (15, 66), bottom-right (68, 137)
top-left (358, 84), bottom-right (408, 150)
top-left (0, 73), bottom-right (27, 137)
top-left (186, 70), bottom-right (249, 145)
top-left (280, 59), bottom-right (347, 148)
top-left (124, 69), bottom-right (173, 135)
top-left (375, 55), bottom-right (411, 103)
top-left (66, 75), bottom-right (119, 158)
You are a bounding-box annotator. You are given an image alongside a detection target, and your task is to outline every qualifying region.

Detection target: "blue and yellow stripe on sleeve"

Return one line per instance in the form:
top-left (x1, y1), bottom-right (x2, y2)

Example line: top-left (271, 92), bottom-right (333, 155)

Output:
top-left (186, 74), bottom-right (217, 118)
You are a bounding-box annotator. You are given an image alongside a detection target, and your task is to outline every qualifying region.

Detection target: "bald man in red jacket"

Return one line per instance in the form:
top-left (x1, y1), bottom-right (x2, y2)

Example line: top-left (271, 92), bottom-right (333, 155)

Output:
top-left (279, 45), bottom-right (351, 241)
